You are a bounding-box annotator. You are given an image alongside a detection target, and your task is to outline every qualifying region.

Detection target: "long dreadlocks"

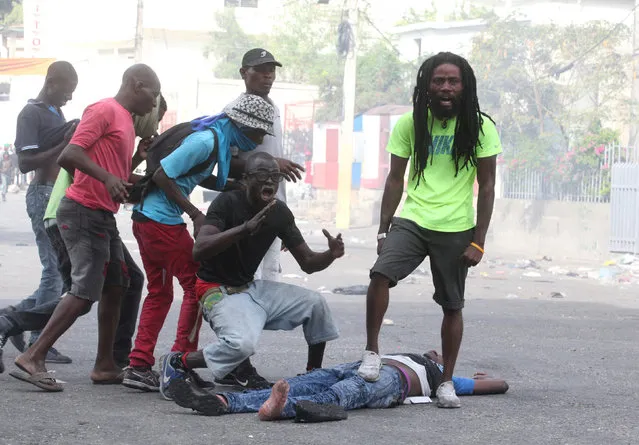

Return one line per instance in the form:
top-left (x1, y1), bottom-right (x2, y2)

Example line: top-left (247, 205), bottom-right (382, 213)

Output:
top-left (412, 52), bottom-right (489, 186)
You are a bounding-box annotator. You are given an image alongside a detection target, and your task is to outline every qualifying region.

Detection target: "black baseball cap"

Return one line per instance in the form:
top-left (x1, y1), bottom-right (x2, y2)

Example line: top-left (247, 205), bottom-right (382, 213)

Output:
top-left (242, 48), bottom-right (283, 68)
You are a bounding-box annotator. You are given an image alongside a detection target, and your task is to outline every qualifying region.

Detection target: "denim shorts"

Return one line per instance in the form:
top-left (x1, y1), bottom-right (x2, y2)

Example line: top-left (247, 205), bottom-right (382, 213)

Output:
top-left (57, 197), bottom-right (129, 302)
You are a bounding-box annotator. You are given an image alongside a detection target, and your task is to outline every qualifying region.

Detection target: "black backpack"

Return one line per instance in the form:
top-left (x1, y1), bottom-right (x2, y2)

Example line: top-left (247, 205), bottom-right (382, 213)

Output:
top-left (128, 122), bottom-right (218, 206)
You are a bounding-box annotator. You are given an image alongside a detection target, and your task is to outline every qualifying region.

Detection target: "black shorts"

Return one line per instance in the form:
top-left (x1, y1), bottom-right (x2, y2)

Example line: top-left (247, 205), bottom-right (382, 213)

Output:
top-left (57, 197), bottom-right (130, 302)
top-left (370, 217), bottom-right (473, 310)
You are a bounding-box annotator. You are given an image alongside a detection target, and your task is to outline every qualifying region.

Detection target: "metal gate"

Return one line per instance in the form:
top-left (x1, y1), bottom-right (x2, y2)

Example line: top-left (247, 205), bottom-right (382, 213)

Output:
top-left (610, 163), bottom-right (639, 254)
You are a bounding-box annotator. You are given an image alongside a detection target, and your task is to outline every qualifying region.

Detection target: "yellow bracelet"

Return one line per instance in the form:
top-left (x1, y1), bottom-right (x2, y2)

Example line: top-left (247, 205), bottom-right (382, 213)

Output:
top-left (470, 242), bottom-right (485, 254)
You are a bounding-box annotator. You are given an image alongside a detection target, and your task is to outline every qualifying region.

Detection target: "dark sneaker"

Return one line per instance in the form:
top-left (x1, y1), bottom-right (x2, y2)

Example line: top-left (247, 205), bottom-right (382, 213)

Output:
top-left (187, 369), bottom-right (215, 390)
top-left (0, 333), bottom-right (7, 374)
top-left (214, 362), bottom-right (272, 390)
top-left (0, 314), bottom-right (23, 354)
top-left (169, 378), bottom-right (228, 416)
top-left (294, 401), bottom-right (348, 423)
top-left (0, 306), bottom-right (15, 317)
top-left (122, 366), bottom-right (160, 392)
top-left (9, 333), bottom-right (25, 353)
top-left (45, 347), bottom-right (72, 364)
top-left (159, 353), bottom-right (186, 401)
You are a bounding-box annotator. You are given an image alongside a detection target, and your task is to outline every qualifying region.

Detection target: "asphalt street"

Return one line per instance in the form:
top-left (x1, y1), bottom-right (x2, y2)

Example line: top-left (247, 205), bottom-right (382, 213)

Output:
top-left (1, 191), bottom-right (638, 445)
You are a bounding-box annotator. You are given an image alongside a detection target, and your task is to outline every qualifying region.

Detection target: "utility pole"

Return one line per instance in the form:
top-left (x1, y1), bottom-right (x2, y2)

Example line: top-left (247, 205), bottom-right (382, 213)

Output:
top-left (335, 0), bottom-right (358, 229)
top-left (134, 0), bottom-right (144, 62)
top-left (629, 0), bottom-right (639, 159)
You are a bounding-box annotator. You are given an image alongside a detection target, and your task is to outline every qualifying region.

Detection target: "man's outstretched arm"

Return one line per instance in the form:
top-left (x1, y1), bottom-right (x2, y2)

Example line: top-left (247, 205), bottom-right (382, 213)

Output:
top-left (288, 229), bottom-right (344, 274)
top-left (470, 374), bottom-right (509, 395)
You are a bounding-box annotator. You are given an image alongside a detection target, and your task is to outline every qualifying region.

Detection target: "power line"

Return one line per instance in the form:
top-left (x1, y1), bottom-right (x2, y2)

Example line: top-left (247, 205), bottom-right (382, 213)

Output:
top-left (360, 10), bottom-right (401, 55)
top-left (550, 3), bottom-right (638, 77)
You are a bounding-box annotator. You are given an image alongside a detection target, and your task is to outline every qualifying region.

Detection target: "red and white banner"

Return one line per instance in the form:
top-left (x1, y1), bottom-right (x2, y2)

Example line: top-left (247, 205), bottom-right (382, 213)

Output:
top-left (23, 0), bottom-right (46, 58)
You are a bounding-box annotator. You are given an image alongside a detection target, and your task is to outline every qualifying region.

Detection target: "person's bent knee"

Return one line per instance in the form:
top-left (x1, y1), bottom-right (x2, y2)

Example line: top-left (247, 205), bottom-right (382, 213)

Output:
top-left (79, 300), bottom-right (96, 317)
top-left (222, 336), bottom-right (256, 358)
top-left (305, 291), bottom-right (329, 309)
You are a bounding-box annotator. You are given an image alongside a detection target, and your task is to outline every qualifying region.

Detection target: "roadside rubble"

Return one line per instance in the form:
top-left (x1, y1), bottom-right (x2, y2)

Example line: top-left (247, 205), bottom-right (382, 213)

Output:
top-left (480, 254), bottom-right (639, 285)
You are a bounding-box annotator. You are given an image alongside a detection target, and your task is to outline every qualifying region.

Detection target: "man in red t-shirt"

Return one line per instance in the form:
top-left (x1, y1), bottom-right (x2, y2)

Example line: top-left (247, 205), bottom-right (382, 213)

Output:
top-left (12, 64), bottom-right (161, 392)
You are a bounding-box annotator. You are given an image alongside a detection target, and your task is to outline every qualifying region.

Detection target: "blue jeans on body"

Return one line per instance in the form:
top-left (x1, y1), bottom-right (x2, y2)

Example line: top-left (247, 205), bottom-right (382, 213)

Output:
top-left (224, 362), bottom-right (404, 418)
top-left (201, 280), bottom-right (340, 380)
top-left (11, 183), bottom-right (63, 343)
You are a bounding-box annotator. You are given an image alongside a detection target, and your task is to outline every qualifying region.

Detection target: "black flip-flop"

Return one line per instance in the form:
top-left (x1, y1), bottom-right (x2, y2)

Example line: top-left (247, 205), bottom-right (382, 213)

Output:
top-left (294, 401), bottom-right (347, 423)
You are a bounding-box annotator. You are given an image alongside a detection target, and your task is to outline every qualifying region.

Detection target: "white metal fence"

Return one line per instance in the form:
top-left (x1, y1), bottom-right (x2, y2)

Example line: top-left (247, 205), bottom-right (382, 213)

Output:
top-left (501, 144), bottom-right (637, 203)
top-left (609, 163), bottom-right (639, 254)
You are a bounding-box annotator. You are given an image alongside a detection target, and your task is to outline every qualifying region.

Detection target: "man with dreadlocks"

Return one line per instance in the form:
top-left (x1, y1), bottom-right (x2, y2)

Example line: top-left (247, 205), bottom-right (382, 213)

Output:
top-left (357, 52), bottom-right (502, 409)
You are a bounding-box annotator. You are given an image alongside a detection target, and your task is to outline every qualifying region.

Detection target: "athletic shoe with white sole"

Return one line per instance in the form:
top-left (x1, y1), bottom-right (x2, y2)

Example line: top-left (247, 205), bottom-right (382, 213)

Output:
top-left (122, 366), bottom-right (160, 392)
top-left (436, 380), bottom-right (461, 408)
top-left (159, 353), bottom-right (186, 400)
top-left (357, 350), bottom-right (382, 382)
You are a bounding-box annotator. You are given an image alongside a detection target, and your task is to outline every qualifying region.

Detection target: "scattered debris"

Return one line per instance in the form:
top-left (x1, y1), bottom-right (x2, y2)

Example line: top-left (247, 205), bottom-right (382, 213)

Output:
top-left (403, 275), bottom-right (420, 284)
top-left (550, 292), bottom-right (566, 299)
top-left (515, 259), bottom-right (539, 269)
top-left (332, 285), bottom-right (368, 295)
top-left (598, 267), bottom-right (620, 281)
top-left (411, 267), bottom-right (430, 277)
top-left (548, 266), bottom-right (569, 275)
top-left (283, 273), bottom-right (303, 279)
top-left (383, 318), bottom-right (395, 326)
top-left (522, 272), bottom-right (541, 278)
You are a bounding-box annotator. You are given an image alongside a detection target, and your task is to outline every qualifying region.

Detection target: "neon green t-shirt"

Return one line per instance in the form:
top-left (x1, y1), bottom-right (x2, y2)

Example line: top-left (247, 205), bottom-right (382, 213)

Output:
top-left (43, 169), bottom-right (73, 222)
top-left (387, 112), bottom-right (502, 232)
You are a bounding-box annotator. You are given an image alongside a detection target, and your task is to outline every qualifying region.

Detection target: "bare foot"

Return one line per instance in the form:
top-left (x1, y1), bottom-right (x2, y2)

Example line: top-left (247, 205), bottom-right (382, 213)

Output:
top-left (15, 351), bottom-right (47, 376)
top-left (258, 379), bottom-right (290, 421)
top-left (90, 364), bottom-right (123, 383)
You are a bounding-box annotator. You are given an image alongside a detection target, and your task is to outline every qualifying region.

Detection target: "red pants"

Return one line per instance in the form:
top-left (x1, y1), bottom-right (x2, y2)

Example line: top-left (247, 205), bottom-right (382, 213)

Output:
top-left (128, 220), bottom-right (201, 368)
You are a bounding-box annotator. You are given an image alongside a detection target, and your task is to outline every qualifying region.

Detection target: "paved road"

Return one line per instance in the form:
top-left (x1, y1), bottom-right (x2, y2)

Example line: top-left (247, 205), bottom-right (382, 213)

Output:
top-left (1, 191), bottom-right (638, 445)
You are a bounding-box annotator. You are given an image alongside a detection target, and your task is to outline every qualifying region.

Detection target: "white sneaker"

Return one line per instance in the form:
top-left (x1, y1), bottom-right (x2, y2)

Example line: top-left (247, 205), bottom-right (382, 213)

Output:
top-left (436, 381), bottom-right (461, 408)
top-left (357, 350), bottom-right (382, 382)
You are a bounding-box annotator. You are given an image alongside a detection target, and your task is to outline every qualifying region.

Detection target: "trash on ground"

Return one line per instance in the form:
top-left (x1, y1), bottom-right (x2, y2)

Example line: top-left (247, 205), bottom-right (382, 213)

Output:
top-left (412, 267), bottom-right (430, 276)
top-left (515, 259), bottom-right (539, 269)
top-left (598, 267), bottom-right (620, 281)
top-left (382, 318), bottom-right (395, 326)
top-left (550, 292), bottom-right (566, 299)
top-left (332, 285), bottom-right (369, 295)
top-left (522, 272), bottom-right (541, 278)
